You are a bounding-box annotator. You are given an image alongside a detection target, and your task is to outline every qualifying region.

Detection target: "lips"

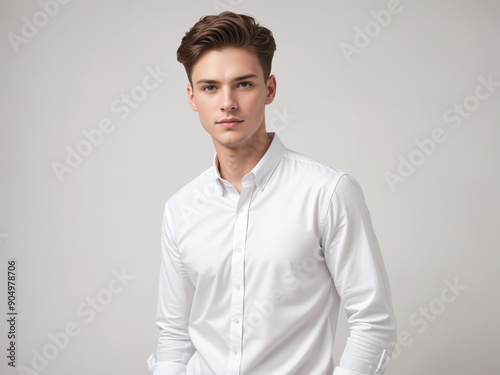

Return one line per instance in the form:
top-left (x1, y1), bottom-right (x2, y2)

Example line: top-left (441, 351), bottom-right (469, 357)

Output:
top-left (217, 118), bottom-right (243, 128)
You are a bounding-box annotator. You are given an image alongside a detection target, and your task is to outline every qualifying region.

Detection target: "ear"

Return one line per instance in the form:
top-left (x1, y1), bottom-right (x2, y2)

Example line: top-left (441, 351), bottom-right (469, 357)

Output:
top-left (265, 74), bottom-right (277, 105)
top-left (187, 84), bottom-right (198, 111)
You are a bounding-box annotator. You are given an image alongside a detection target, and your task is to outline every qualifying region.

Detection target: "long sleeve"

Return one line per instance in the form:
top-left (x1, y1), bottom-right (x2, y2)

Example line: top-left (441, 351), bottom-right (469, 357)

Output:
top-left (147, 202), bottom-right (196, 375)
top-left (322, 174), bottom-right (397, 375)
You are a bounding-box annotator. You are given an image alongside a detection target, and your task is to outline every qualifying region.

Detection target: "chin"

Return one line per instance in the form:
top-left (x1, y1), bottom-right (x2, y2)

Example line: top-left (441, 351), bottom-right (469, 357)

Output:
top-left (214, 132), bottom-right (249, 146)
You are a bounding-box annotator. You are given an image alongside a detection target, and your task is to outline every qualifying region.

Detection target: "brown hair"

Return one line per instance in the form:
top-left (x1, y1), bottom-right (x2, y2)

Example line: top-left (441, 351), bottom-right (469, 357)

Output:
top-left (177, 11), bottom-right (276, 85)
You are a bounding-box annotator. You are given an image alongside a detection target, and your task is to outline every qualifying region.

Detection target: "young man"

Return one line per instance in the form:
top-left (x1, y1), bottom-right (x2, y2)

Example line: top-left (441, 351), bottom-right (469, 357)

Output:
top-left (147, 11), bottom-right (397, 375)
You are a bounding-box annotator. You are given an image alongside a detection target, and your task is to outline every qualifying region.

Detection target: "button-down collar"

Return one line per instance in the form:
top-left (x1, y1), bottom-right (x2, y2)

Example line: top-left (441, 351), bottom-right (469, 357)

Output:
top-left (211, 132), bottom-right (286, 197)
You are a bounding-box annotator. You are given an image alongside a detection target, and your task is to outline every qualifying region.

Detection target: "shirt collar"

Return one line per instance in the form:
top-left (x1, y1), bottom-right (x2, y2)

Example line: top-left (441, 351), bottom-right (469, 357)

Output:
top-left (211, 132), bottom-right (286, 196)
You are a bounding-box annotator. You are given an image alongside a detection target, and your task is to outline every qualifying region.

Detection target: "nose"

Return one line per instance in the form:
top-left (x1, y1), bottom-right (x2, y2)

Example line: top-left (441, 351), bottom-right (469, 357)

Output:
top-left (220, 88), bottom-right (238, 112)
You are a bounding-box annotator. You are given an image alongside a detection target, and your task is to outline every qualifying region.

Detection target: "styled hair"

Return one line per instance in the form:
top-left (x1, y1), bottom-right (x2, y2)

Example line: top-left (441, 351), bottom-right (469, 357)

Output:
top-left (177, 11), bottom-right (276, 85)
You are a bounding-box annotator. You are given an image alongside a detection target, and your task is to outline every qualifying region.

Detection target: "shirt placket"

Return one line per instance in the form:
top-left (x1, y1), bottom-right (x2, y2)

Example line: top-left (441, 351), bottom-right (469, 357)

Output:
top-left (226, 183), bottom-right (255, 375)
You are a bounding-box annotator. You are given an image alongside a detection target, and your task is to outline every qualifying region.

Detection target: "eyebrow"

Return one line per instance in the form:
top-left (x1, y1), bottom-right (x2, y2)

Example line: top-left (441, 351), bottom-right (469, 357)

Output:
top-left (195, 74), bottom-right (259, 86)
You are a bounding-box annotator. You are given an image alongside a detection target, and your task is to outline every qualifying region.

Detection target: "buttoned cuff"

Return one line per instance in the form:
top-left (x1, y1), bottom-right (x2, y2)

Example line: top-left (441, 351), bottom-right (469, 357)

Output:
top-left (333, 349), bottom-right (391, 375)
top-left (147, 353), bottom-right (188, 375)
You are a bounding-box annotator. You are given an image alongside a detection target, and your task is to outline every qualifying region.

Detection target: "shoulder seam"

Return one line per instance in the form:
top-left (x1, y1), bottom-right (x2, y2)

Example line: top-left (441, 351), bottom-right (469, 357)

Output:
top-left (319, 173), bottom-right (349, 247)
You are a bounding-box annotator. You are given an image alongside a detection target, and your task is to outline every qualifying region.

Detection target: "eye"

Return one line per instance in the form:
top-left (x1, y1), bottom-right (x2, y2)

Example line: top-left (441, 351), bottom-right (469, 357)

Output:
top-left (238, 82), bottom-right (252, 88)
top-left (203, 85), bottom-right (216, 92)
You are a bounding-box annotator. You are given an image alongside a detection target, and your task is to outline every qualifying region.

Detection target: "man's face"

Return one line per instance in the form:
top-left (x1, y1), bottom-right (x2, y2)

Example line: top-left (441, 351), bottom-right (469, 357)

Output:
top-left (187, 47), bottom-right (276, 149)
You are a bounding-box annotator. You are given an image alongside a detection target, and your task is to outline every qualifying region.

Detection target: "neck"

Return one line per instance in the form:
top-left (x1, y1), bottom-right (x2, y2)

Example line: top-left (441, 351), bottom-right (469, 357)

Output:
top-left (215, 129), bottom-right (273, 191)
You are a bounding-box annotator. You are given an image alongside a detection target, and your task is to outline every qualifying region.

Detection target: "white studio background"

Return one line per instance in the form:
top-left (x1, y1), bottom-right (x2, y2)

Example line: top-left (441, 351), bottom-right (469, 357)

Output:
top-left (1, 1), bottom-right (499, 374)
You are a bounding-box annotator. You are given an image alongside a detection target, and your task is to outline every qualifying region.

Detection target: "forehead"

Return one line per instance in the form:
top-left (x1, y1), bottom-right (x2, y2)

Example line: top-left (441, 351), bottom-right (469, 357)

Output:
top-left (191, 47), bottom-right (263, 83)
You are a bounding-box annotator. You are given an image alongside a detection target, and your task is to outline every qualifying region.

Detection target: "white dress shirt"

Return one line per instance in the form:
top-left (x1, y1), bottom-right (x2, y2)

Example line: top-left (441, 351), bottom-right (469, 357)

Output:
top-left (147, 132), bottom-right (397, 375)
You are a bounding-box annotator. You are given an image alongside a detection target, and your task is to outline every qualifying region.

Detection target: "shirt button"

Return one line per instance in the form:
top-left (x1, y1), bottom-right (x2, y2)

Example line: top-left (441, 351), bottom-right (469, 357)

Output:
top-left (239, 207), bottom-right (245, 213)
top-left (259, 179), bottom-right (265, 185)
top-left (235, 285), bottom-right (240, 291)
top-left (233, 318), bottom-right (239, 323)
top-left (236, 247), bottom-right (242, 253)
top-left (232, 349), bottom-right (238, 355)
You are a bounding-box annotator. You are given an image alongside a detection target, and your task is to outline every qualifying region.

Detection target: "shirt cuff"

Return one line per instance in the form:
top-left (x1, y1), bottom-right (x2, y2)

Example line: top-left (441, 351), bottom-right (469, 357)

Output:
top-left (333, 349), bottom-right (391, 375)
top-left (147, 353), bottom-right (188, 375)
